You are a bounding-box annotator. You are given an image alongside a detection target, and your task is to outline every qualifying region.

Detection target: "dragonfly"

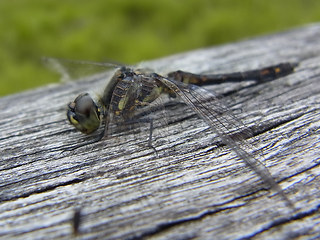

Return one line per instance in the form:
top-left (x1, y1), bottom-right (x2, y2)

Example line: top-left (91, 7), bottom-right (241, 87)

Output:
top-left (46, 57), bottom-right (297, 208)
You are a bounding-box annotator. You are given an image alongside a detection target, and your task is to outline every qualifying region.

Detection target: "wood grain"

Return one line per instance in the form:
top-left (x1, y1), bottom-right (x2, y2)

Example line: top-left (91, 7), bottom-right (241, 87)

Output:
top-left (0, 23), bottom-right (319, 240)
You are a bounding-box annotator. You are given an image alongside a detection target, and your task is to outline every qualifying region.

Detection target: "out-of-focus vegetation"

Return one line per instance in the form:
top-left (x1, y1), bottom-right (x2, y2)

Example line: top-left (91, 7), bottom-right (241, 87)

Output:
top-left (1, 0), bottom-right (320, 96)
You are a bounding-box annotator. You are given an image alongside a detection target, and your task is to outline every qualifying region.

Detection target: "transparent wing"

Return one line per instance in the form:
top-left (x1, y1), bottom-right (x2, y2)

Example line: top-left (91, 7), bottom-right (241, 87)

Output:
top-left (157, 75), bottom-right (293, 208)
top-left (42, 57), bottom-right (124, 82)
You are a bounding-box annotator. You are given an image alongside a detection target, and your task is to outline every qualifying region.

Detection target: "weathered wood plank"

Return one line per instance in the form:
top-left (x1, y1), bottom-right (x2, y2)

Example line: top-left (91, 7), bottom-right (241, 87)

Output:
top-left (1, 23), bottom-right (320, 240)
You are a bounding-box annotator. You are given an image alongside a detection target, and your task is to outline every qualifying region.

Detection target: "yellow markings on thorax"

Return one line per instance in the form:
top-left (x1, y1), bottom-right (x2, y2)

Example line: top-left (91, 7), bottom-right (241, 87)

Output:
top-left (118, 95), bottom-right (128, 111)
top-left (142, 86), bottom-right (162, 103)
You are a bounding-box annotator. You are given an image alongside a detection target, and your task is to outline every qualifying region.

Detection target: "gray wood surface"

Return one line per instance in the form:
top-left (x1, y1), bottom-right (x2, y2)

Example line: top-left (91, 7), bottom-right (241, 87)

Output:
top-left (1, 23), bottom-right (320, 240)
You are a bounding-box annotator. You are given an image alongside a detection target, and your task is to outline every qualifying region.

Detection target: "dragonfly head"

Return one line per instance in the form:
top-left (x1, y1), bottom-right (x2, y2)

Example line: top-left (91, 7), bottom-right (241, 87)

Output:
top-left (67, 93), bottom-right (101, 134)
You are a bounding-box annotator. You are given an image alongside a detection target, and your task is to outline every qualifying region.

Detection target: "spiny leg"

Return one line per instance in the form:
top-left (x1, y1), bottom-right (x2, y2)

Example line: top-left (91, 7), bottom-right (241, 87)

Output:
top-left (123, 117), bottom-right (158, 154)
top-left (61, 116), bottom-right (107, 153)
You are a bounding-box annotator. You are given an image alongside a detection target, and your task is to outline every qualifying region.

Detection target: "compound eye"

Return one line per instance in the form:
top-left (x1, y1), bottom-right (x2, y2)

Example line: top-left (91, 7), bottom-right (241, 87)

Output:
top-left (67, 93), bottom-right (101, 134)
top-left (75, 93), bottom-right (96, 117)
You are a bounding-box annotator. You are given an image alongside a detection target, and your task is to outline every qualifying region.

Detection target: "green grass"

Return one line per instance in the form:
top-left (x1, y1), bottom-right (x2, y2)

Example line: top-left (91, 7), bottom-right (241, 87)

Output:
top-left (1, 0), bottom-right (320, 96)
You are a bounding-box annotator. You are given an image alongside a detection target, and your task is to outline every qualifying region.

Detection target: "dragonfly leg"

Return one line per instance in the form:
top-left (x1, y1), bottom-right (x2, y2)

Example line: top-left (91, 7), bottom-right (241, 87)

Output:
top-left (146, 117), bottom-right (158, 154)
top-left (60, 117), bottom-right (107, 153)
top-left (123, 117), bottom-right (158, 154)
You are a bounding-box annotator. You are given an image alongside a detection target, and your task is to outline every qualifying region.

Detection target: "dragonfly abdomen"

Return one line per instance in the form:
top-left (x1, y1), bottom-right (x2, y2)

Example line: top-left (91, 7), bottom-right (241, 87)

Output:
top-left (167, 62), bottom-right (297, 85)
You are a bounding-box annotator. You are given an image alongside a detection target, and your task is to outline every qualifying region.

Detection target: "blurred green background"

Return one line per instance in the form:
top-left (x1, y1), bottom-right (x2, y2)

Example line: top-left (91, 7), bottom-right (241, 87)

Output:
top-left (1, 0), bottom-right (320, 96)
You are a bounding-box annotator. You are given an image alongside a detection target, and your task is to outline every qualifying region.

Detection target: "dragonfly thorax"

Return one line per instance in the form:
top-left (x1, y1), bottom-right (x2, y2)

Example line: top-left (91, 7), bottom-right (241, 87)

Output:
top-left (109, 69), bottom-right (165, 121)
